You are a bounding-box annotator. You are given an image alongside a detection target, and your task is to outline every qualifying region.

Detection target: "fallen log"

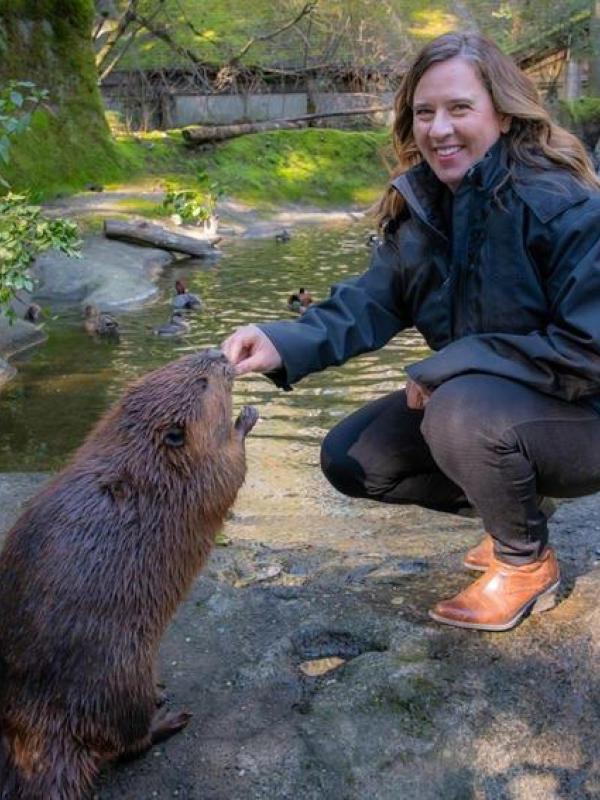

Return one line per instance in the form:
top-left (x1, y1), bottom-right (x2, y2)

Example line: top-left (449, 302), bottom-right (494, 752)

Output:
top-left (103, 220), bottom-right (220, 257)
top-left (182, 105), bottom-right (392, 146)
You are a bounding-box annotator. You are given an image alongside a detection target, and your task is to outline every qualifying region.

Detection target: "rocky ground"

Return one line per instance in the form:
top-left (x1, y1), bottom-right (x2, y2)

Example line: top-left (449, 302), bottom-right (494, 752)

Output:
top-left (2, 451), bottom-right (599, 800)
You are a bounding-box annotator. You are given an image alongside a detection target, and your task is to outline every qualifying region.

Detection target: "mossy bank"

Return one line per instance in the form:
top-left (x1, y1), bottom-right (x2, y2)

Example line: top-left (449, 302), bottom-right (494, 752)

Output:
top-left (115, 127), bottom-right (391, 211)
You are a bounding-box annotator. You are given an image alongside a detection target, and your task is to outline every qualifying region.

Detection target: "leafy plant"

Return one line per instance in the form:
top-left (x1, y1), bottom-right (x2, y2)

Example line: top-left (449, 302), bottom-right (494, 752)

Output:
top-left (161, 173), bottom-right (221, 226)
top-left (0, 193), bottom-right (81, 317)
top-left (0, 82), bottom-right (80, 317)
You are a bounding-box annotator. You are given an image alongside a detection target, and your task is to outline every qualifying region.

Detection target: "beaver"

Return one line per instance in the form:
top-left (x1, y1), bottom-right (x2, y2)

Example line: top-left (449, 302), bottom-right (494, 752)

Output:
top-left (0, 349), bottom-right (258, 799)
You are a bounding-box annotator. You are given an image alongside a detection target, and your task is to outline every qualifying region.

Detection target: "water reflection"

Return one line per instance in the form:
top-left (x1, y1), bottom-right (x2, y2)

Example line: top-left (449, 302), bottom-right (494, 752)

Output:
top-left (0, 223), bottom-right (431, 471)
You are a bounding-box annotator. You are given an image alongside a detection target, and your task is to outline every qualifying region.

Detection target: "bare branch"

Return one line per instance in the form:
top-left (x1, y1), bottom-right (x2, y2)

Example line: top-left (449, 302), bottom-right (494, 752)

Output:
top-left (169, 0), bottom-right (222, 49)
top-left (99, 22), bottom-right (143, 82)
top-left (228, 1), bottom-right (319, 66)
top-left (95, 0), bottom-right (140, 68)
top-left (131, 11), bottom-right (202, 64)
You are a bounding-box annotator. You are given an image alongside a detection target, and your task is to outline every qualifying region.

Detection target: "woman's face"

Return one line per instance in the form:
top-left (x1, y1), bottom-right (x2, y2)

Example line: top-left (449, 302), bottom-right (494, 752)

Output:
top-left (412, 57), bottom-right (510, 191)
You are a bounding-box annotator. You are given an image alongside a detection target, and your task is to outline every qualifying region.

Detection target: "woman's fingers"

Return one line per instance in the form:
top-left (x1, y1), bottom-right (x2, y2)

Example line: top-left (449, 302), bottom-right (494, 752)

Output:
top-left (221, 330), bottom-right (245, 366)
top-left (406, 377), bottom-right (431, 409)
top-left (221, 325), bottom-right (283, 375)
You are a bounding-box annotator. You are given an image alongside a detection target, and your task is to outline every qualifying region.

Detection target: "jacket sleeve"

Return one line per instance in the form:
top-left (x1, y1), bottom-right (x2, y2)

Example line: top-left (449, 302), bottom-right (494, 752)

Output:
top-left (258, 235), bottom-right (411, 389)
top-left (407, 197), bottom-right (600, 402)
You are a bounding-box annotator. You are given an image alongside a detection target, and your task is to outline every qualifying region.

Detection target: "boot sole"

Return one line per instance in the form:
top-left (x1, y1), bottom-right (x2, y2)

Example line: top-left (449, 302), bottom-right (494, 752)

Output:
top-left (463, 560), bottom-right (488, 572)
top-left (428, 579), bottom-right (561, 632)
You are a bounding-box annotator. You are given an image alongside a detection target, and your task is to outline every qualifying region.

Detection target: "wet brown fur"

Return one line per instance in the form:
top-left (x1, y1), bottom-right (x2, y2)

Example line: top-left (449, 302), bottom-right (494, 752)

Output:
top-left (0, 350), bottom-right (256, 799)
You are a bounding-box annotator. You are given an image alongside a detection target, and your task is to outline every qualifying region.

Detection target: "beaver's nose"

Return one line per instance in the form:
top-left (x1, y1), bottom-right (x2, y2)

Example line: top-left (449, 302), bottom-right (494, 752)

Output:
top-left (205, 348), bottom-right (227, 362)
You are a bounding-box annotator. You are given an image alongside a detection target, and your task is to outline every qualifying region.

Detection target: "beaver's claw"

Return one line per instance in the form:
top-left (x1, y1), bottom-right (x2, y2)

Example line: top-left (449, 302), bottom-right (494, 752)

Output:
top-left (235, 405), bottom-right (259, 437)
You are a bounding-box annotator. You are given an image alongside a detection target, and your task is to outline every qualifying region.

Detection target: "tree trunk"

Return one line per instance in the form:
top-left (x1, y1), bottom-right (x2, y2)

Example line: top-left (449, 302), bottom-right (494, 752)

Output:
top-left (565, 56), bottom-right (582, 101)
top-left (590, 0), bottom-right (600, 96)
top-left (182, 106), bottom-right (391, 146)
top-left (103, 220), bottom-right (220, 257)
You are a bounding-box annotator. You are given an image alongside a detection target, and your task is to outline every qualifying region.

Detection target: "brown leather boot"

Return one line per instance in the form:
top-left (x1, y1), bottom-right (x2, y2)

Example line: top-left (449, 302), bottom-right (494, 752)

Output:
top-left (463, 498), bottom-right (557, 572)
top-left (463, 533), bottom-right (494, 571)
top-left (429, 548), bottom-right (560, 631)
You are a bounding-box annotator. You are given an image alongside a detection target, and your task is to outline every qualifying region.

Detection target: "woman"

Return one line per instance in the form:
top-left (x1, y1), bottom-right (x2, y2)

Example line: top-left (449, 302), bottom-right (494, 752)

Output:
top-left (222, 32), bottom-right (600, 632)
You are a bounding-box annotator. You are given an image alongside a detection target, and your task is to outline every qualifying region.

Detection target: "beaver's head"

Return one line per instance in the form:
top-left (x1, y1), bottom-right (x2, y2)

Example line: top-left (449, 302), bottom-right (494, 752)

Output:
top-left (88, 349), bottom-right (258, 492)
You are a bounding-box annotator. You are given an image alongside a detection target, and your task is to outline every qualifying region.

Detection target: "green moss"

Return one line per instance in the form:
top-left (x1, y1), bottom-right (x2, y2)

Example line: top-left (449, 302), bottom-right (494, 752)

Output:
top-left (0, 0), bottom-right (121, 198)
top-left (201, 128), bottom-right (390, 208)
top-left (51, 127), bottom-right (388, 211)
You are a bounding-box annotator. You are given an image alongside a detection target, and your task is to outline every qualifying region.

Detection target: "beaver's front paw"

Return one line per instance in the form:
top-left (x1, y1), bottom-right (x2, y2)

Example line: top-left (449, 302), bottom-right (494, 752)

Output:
top-left (235, 405), bottom-right (259, 438)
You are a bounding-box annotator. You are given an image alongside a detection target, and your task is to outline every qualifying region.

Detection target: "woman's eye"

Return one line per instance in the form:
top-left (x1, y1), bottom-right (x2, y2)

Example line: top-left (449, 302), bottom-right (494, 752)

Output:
top-left (163, 426), bottom-right (185, 448)
top-left (415, 109), bottom-right (433, 120)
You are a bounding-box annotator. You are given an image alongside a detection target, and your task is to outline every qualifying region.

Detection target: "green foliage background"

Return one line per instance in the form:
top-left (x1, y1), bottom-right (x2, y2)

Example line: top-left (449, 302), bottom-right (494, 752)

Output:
top-left (117, 0), bottom-right (591, 71)
top-left (0, 0), bottom-right (123, 196)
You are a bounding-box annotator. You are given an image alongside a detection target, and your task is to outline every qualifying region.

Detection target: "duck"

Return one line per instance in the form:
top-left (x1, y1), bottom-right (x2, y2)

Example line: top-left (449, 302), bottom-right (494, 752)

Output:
top-left (24, 303), bottom-right (42, 323)
top-left (172, 280), bottom-right (203, 311)
top-left (153, 311), bottom-right (191, 337)
top-left (275, 229), bottom-right (291, 243)
top-left (83, 305), bottom-right (120, 338)
top-left (287, 287), bottom-right (313, 314)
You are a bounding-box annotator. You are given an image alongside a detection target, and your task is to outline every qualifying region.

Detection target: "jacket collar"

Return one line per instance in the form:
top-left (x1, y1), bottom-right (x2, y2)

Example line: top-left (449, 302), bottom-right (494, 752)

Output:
top-left (391, 136), bottom-right (510, 236)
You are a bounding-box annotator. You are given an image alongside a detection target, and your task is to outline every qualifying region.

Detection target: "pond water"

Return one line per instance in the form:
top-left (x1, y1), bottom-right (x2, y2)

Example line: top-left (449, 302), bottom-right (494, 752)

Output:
top-left (0, 221), bottom-right (431, 472)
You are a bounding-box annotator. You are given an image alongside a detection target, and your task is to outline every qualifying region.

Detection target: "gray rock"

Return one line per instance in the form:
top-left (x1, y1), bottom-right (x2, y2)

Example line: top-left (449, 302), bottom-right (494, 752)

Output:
top-left (31, 236), bottom-right (174, 309)
top-left (0, 356), bottom-right (16, 389)
top-left (0, 313), bottom-right (47, 359)
top-left (0, 473), bottom-right (50, 537)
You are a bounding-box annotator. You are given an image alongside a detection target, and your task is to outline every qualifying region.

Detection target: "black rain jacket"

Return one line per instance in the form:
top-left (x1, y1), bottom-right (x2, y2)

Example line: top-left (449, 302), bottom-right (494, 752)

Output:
top-left (259, 137), bottom-right (600, 414)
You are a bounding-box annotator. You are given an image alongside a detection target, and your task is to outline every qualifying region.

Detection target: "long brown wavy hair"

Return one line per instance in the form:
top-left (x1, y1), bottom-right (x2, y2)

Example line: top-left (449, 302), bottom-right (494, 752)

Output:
top-left (376, 32), bottom-right (600, 224)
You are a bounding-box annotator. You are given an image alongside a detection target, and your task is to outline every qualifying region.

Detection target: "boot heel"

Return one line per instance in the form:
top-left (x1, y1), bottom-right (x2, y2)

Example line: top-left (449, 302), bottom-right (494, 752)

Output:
top-left (529, 582), bottom-right (560, 615)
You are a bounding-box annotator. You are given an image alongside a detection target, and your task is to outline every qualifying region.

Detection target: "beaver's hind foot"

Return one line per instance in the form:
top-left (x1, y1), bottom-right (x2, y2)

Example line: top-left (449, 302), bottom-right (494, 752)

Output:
top-left (150, 707), bottom-right (193, 744)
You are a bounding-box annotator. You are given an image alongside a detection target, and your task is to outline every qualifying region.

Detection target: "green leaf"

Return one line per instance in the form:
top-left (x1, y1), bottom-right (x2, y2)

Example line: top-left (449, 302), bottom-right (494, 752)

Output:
top-left (9, 91), bottom-right (23, 108)
top-left (0, 137), bottom-right (10, 165)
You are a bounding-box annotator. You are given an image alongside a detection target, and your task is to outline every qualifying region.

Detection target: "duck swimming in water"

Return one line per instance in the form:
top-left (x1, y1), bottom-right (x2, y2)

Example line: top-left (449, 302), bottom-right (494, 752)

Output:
top-left (287, 287), bottom-right (313, 314)
top-left (172, 280), bottom-right (203, 311)
top-left (83, 305), bottom-right (120, 338)
top-left (24, 303), bottom-right (42, 323)
top-left (153, 311), bottom-right (191, 337)
top-left (275, 229), bottom-right (291, 243)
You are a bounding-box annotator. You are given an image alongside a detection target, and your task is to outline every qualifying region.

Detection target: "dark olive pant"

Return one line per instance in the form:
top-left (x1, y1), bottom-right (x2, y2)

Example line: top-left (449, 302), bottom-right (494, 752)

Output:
top-left (320, 375), bottom-right (600, 564)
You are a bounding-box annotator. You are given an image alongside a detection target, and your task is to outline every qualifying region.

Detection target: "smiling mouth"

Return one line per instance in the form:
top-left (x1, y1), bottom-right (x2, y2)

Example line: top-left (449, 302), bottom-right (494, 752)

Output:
top-left (435, 145), bottom-right (463, 157)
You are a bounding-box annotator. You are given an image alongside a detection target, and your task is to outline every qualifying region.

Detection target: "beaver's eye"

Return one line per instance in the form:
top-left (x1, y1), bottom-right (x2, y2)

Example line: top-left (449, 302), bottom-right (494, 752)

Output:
top-left (163, 426), bottom-right (185, 448)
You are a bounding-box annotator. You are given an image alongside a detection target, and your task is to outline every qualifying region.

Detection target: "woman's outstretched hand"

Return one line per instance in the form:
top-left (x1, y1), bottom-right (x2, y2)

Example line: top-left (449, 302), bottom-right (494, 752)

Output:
top-left (405, 377), bottom-right (432, 410)
top-left (222, 325), bottom-right (283, 376)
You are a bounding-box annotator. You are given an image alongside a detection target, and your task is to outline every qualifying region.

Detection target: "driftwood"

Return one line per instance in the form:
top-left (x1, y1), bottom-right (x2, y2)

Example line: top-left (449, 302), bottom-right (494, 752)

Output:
top-left (103, 220), bottom-right (220, 257)
top-left (182, 106), bottom-right (392, 146)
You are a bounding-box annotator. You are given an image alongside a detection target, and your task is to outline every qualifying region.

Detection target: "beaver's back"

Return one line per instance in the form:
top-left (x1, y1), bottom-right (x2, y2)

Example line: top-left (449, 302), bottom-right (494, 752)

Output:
top-left (0, 466), bottom-right (156, 704)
